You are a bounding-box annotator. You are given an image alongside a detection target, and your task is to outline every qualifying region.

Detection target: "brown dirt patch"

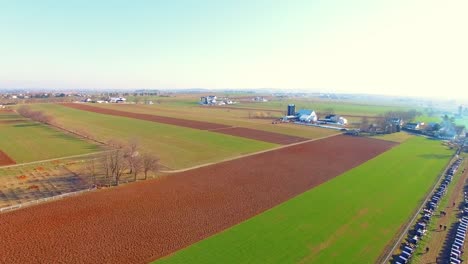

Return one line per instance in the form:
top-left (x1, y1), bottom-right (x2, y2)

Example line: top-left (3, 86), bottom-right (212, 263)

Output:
top-left (61, 103), bottom-right (308, 144)
top-left (0, 150), bottom-right (15, 166)
top-left (0, 135), bottom-right (396, 263)
top-left (200, 105), bottom-right (284, 113)
top-left (217, 127), bottom-right (307, 145)
top-left (63, 103), bottom-right (230, 130)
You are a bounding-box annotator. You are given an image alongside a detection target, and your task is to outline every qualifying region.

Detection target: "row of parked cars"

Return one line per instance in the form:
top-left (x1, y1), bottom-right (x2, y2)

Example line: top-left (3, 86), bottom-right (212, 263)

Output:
top-left (448, 216), bottom-right (468, 264)
top-left (446, 158), bottom-right (465, 264)
top-left (393, 158), bottom-right (463, 264)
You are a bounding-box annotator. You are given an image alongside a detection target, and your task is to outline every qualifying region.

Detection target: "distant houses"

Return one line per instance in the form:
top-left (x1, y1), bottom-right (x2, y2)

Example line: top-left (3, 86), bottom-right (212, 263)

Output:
top-left (200, 95), bottom-right (217, 105)
top-left (200, 95), bottom-right (235, 106)
top-left (252, 96), bottom-right (268, 102)
top-left (324, 114), bottom-right (348, 125)
top-left (109, 97), bottom-right (126, 103)
top-left (81, 96), bottom-right (126, 104)
top-left (404, 122), bottom-right (421, 131)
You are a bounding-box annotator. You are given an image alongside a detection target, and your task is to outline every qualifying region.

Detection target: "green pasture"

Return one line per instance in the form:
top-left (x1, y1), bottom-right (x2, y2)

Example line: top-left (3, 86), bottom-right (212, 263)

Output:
top-left (90, 103), bottom-right (338, 139)
top-left (0, 112), bottom-right (99, 163)
top-left (30, 104), bottom-right (276, 169)
top-left (370, 132), bottom-right (414, 143)
top-left (157, 136), bottom-right (453, 264)
top-left (229, 100), bottom-right (414, 116)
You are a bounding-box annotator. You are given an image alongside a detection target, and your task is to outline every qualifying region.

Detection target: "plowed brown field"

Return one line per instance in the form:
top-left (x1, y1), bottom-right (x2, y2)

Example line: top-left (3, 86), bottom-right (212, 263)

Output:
top-left (61, 103), bottom-right (307, 145)
top-left (0, 135), bottom-right (395, 264)
top-left (0, 150), bottom-right (15, 166)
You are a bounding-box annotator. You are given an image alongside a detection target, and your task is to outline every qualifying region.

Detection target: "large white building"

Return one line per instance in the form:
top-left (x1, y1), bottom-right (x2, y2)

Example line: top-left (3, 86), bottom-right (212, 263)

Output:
top-left (296, 109), bottom-right (318, 123)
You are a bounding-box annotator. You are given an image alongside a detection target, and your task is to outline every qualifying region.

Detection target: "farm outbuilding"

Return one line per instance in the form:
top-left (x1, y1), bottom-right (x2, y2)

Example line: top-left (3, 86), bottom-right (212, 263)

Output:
top-left (324, 114), bottom-right (348, 125)
top-left (109, 97), bottom-right (126, 103)
top-left (287, 104), bottom-right (296, 116)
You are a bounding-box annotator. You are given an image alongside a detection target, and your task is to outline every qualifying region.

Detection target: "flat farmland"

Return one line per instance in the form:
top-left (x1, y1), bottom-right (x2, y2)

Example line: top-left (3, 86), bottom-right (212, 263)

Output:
top-left (0, 111), bottom-right (99, 163)
top-left (0, 135), bottom-right (394, 264)
top-left (30, 104), bottom-right (276, 169)
top-left (61, 103), bottom-right (308, 145)
top-left (76, 103), bottom-right (338, 140)
top-left (158, 136), bottom-right (453, 264)
top-left (223, 99), bottom-right (414, 116)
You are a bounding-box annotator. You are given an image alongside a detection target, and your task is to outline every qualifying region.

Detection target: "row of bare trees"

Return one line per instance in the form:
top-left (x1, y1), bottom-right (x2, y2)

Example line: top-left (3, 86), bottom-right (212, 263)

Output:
top-left (359, 109), bottom-right (422, 134)
top-left (17, 105), bottom-right (55, 124)
top-left (85, 139), bottom-right (160, 186)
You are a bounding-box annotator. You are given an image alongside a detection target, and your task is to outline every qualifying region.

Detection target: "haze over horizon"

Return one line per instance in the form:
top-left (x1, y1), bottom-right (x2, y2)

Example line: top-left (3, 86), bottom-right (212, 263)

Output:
top-left (1, 1), bottom-right (467, 100)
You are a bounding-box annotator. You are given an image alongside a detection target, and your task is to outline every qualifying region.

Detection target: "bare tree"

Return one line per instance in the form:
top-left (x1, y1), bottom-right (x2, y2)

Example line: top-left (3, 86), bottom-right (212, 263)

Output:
top-left (17, 105), bottom-right (55, 124)
top-left (360, 116), bottom-right (370, 132)
top-left (142, 153), bottom-right (160, 180)
top-left (132, 156), bottom-right (143, 181)
top-left (124, 138), bottom-right (140, 174)
top-left (102, 140), bottom-right (128, 186)
top-left (84, 157), bottom-right (98, 186)
top-left (322, 108), bottom-right (335, 116)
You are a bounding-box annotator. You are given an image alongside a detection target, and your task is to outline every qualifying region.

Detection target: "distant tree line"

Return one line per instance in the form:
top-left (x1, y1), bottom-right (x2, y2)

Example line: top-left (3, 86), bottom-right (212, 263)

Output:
top-left (359, 109), bottom-right (422, 134)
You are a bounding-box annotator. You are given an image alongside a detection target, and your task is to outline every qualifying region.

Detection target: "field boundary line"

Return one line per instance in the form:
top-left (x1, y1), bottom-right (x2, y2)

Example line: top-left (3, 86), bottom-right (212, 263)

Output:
top-left (0, 188), bottom-right (94, 214)
top-left (161, 133), bottom-right (341, 173)
top-left (378, 151), bottom-right (460, 264)
top-left (0, 150), bottom-right (113, 169)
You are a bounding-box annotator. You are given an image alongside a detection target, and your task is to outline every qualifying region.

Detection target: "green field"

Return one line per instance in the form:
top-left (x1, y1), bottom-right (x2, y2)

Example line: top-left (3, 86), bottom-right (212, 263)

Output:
top-left (234, 100), bottom-right (412, 116)
top-left (0, 112), bottom-right (99, 163)
top-left (124, 94), bottom-right (417, 116)
top-left (370, 132), bottom-right (414, 143)
top-left (29, 104), bottom-right (277, 169)
top-left (157, 136), bottom-right (453, 264)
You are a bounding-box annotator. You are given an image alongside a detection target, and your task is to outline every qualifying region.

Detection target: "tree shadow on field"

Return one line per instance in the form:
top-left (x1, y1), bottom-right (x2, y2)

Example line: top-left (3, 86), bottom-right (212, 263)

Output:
top-left (419, 154), bottom-right (452, 160)
top-left (13, 123), bottom-right (40, 128)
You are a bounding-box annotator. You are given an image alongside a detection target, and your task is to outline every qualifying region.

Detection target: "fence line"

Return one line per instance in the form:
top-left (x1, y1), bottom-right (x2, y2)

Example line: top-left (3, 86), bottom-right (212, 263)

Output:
top-left (0, 188), bottom-right (93, 213)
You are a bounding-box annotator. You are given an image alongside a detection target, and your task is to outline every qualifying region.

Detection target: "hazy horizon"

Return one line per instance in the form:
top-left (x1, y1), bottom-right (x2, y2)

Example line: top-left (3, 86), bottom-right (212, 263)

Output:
top-left (1, 1), bottom-right (467, 100)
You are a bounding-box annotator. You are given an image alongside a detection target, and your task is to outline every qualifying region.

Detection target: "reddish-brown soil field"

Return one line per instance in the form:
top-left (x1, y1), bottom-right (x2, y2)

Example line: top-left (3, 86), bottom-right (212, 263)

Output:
top-left (0, 150), bottom-right (15, 166)
top-left (61, 103), bottom-right (307, 145)
top-left (62, 103), bottom-right (230, 130)
top-left (218, 127), bottom-right (307, 144)
top-left (200, 105), bottom-right (284, 113)
top-left (0, 119), bottom-right (23, 124)
top-left (0, 135), bottom-right (395, 264)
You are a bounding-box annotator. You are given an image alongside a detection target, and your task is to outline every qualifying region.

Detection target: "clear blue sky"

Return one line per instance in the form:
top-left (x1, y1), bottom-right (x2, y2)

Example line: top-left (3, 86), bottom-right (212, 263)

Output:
top-left (0, 0), bottom-right (467, 99)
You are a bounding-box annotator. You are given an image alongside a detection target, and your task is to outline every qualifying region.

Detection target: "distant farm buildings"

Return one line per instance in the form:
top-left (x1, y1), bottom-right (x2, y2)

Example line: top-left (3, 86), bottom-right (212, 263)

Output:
top-left (200, 95), bottom-right (217, 105)
top-left (404, 122), bottom-right (421, 131)
top-left (109, 97), bottom-right (126, 103)
top-left (252, 96), bottom-right (268, 102)
top-left (324, 114), bottom-right (348, 125)
top-left (200, 95), bottom-right (235, 106)
top-left (296, 109), bottom-right (318, 123)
